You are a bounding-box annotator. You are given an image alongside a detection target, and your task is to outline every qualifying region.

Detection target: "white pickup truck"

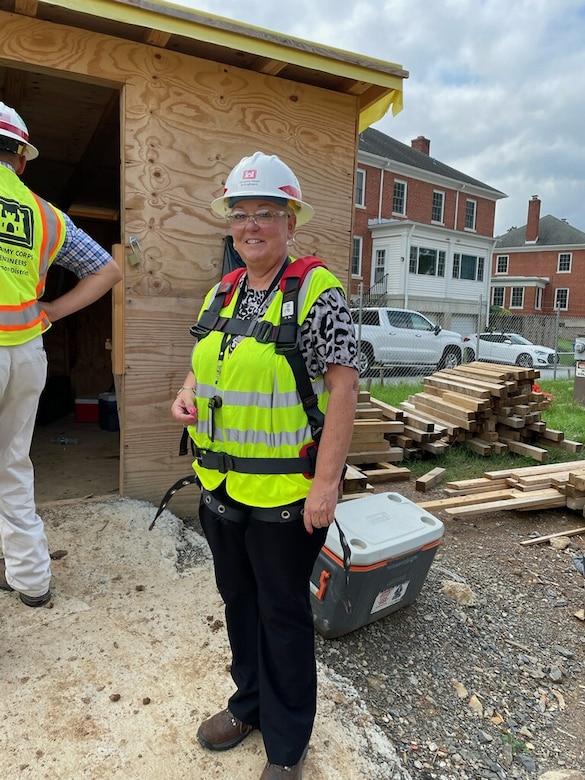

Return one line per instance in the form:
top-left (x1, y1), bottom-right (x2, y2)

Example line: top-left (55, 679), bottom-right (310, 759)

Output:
top-left (351, 307), bottom-right (464, 376)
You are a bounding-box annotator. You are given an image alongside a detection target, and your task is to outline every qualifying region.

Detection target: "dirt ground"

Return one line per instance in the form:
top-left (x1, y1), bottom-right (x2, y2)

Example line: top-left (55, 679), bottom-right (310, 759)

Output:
top-left (3, 417), bottom-right (407, 780)
top-left (5, 416), bottom-right (582, 779)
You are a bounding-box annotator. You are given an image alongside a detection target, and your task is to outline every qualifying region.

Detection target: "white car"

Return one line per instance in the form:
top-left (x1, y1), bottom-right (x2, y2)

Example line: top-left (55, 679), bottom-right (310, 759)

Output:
top-left (463, 332), bottom-right (558, 368)
top-left (351, 307), bottom-right (464, 376)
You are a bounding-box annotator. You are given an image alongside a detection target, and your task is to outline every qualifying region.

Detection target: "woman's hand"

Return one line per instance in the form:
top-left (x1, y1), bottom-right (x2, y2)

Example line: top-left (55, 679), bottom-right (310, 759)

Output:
top-left (171, 387), bottom-right (198, 425)
top-left (303, 478), bottom-right (339, 534)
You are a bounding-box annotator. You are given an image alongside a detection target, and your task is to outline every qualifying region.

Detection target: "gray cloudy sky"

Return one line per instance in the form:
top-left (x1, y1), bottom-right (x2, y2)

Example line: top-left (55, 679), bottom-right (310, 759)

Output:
top-left (173, 0), bottom-right (585, 237)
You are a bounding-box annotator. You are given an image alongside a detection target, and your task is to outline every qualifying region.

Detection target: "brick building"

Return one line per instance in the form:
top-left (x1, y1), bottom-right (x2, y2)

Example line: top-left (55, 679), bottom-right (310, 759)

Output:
top-left (352, 127), bottom-right (506, 335)
top-left (493, 196), bottom-right (585, 326)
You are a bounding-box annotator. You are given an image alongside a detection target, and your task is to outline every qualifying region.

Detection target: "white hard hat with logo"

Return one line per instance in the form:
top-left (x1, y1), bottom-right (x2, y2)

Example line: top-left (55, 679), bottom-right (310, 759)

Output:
top-left (0, 101), bottom-right (39, 160)
top-left (211, 151), bottom-right (314, 226)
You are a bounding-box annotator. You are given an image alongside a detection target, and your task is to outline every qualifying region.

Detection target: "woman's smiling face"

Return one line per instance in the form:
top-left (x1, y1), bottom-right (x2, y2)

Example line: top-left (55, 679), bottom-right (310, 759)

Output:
top-left (230, 198), bottom-right (295, 269)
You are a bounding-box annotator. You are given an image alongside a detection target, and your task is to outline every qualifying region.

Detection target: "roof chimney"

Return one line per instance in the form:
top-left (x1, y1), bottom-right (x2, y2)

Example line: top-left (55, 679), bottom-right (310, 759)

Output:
top-left (411, 135), bottom-right (430, 155)
top-left (526, 195), bottom-right (541, 243)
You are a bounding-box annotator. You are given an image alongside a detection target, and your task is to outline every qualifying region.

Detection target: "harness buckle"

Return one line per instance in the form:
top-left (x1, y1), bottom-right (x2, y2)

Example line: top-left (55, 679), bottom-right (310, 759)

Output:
top-left (251, 320), bottom-right (276, 342)
top-left (195, 448), bottom-right (235, 474)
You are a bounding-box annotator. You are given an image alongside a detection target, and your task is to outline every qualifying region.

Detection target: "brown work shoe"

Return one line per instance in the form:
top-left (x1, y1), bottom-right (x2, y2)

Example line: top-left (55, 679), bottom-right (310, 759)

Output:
top-left (259, 747), bottom-right (308, 779)
top-left (197, 708), bottom-right (254, 751)
top-left (1, 558), bottom-right (51, 606)
top-left (19, 590), bottom-right (52, 607)
top-left (0, 559), bottom-right (14, 591)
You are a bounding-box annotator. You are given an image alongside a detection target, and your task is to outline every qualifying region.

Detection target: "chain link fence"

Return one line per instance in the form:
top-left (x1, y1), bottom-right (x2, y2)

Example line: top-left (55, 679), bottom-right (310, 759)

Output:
top-left (350, 292), bottom-right (580, 382)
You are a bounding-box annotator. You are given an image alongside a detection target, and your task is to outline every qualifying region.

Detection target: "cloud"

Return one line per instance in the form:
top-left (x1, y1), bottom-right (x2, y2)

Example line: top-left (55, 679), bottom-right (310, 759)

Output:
top-left (173, 0), bottom-right (585, 235)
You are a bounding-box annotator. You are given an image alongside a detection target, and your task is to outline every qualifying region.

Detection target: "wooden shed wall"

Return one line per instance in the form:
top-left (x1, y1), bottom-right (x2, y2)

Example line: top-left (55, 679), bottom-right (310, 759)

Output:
top-left (0, 10), bottom-right (359, 507)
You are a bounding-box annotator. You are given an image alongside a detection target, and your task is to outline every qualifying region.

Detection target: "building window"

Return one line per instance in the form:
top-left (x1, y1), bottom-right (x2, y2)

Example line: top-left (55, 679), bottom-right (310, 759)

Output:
top-left (392, 180), bottom-right (406, 215)
top-left (453, 253), bottom-right (484, 281)
top-left (555, 288), bottom-right (569, 310)
top-left (492, 287), bottom-right (505, 307)
top-left (351, 236), bottom-right (362, 277)
top-left (355, 168), bottom-right (365, 207)
top-left (510, 287), bottom-right (524, 308)
top-left (464, 199), bottom-right (477, 230)
top-left (374, 249), bottom-right (386, 282)
top-left (535, 287), bottom-right (542, 310)
top-left (558, 252), bottom-right (572, 273)
top-left (496, 255), bottom-right (509, 274)
top-left (409, 246), bottom-right (446, 277)
top-left (431, 191), bottom-right (444, 223)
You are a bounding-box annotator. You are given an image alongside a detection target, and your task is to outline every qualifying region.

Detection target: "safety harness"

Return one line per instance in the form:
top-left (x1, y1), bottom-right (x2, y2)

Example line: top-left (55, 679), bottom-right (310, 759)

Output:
top-left (149, 257), bottom-right (352, 611)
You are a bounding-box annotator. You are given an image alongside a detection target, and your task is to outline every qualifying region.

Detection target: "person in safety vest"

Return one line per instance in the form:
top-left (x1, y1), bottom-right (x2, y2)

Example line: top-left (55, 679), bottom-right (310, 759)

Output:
top-left (0, 102), bottom-right (122, 607)
top-left (171, 151), bottom-right (359, 779)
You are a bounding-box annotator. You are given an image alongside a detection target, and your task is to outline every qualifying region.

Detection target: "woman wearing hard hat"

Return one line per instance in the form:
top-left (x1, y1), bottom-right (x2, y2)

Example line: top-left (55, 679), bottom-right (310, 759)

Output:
top-left (171, 151), bottom-right (359, 779)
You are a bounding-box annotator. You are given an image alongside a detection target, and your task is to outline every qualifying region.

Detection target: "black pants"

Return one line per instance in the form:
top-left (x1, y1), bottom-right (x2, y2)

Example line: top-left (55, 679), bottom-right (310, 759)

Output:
top-left (200, 492), bottom-right (327, 766)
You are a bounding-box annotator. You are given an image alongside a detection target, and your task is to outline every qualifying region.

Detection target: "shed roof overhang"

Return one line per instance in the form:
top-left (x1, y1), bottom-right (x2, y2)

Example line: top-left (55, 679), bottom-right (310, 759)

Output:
top-left (6, 0), bottom-right (407, 131)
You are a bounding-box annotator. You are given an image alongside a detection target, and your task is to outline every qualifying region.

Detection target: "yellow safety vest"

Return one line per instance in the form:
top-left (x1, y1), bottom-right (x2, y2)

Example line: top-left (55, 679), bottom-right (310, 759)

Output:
top-left (189, 260), bottom-right (344, 507)
top-left (0, 166), bottom-right (66, 345)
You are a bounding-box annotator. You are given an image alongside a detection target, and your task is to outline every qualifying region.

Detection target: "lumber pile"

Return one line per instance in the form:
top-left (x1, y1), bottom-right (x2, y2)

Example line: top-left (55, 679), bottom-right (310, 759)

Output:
top-left (417, 460), bottom-right (585, 518)
top-left (343, 362), bottom-right (584, 498)
top-left (402, 361), bottom-right (579, 462)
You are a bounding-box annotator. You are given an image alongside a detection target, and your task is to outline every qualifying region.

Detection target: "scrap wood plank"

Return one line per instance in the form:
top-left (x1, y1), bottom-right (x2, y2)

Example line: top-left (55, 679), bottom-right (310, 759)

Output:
top-left (438, 369), bottom-right (510, 398)
top-left (417, 488), bottom-right (519, 511)
top-left (483, 460), bottom-right (585, 480)
top-left (495, 438), bottom-right (548, 461)
top-left (409, 399), bottom-right (477, 431)
top-left (424, 374), bottom-right (492, 399)
top-left (403, 425), bottom-right (440, 443)
top-left (342, 464), bottom-right (370, 493)
top-left (346, 448), bottom-right (392, 464)
top-left (367, 396), bottom-right (405, 421)
top-left (515, 472), bottom-right (569, 488)
top-left (444, 478), bottom-right (510, 495)
top-left (559, 439), bottom-right (583, 453)
top-left (413, 392), bottom-right (477, 421)
top-left (355, 407), bottom-right (384, 420)
top-left (353, 420), bottom-right (404, 435)
top-left (415, 466), bottom-right (446, 492)
top-left (443, 488), bottom-right (567, 518)
top-left (361, 462), bottom-right (411, 482)
top-left (399, 402), bottom-right (451, 432)
top-left (520, 526), bottom-right (585, 546)
top-left (451, 362), bottom-right (517, 382)
top-left (568, 469), bottom-right (585, 490)
top-left (438, 390), bottom-right (492, 412)
top-left (465, 438), bottom-right (493, 456)
top-left (421, 441), bottom-right (449, 455)
top-left (422, 385), bottom-right (491, 412)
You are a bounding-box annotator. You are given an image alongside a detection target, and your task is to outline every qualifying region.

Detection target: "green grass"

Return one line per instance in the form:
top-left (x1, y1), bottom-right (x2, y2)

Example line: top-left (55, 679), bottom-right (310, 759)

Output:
top-left (365, 378), bottom-right (585, 482)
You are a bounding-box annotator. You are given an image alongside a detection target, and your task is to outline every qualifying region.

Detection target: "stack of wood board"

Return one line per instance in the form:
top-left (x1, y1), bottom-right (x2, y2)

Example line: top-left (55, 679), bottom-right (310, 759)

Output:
top-left (417, 460), bottom-right (585, 518)
top-left (401, 361), bottom-right (576, 462)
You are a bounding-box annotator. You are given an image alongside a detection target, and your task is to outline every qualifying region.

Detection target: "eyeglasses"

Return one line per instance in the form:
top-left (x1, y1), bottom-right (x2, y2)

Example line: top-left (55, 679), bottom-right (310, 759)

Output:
top-left (225, 209), bottom-right (290, 227)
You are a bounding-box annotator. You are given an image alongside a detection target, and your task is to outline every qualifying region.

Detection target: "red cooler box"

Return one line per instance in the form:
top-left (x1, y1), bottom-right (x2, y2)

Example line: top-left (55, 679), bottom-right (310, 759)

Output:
top-left (310, 492), bottom-right (444, 638)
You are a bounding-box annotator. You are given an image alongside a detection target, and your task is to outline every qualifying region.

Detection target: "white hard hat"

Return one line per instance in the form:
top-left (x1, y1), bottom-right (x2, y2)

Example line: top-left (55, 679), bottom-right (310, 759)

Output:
top-left (211, 151), bottom-right (314, 226)
top-left (0, 102), bottom-right (39, 160)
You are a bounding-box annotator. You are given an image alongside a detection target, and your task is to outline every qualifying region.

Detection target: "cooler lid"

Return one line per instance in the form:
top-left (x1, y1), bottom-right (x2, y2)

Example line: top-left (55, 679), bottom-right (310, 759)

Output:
top-left (326, 492), bottom-right (444, 566)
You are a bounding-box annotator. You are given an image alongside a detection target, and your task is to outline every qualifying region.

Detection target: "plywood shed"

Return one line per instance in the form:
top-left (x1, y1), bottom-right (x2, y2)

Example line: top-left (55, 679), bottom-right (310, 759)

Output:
top-left (0, 0), bottom-right (407, 507)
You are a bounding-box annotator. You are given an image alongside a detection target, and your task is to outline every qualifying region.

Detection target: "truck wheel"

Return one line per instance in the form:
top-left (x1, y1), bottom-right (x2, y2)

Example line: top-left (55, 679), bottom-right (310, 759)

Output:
top-left (438, 348), bottom-right (461, 370)
top-left (358, 344), bottom-right (374, 377)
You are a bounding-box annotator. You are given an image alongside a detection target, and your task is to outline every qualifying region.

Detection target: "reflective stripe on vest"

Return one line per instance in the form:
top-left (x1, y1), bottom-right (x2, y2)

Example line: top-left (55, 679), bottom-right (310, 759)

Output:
top-left (189, 263), bottom-right (344, 507)
top-left (0, 167), bottom-right (66, 344)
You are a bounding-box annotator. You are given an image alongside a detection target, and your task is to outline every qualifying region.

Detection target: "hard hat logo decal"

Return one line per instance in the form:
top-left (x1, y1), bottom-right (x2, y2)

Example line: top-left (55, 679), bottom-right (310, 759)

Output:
top-left (242, 169), bottom-right (257, 180)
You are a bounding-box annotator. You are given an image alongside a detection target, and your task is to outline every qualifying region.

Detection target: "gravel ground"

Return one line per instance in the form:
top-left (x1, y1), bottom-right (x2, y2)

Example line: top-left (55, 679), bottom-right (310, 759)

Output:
top-left (313, 482), bottom-right (585, 780)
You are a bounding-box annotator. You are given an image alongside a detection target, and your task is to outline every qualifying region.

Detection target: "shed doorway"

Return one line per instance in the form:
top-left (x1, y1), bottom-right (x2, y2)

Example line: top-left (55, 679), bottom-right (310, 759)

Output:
top-left (0, 67), bottom-right (122, 502)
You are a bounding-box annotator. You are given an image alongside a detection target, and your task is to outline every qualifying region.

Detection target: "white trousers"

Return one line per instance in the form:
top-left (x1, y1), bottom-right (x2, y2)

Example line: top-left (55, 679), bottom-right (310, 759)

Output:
top-left (0, 336), bottom-right (51, 597)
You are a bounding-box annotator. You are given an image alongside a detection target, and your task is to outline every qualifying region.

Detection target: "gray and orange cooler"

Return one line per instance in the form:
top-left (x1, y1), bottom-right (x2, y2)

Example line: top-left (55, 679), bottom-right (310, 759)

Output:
top-left (310, 492), bottom-right (444, 638)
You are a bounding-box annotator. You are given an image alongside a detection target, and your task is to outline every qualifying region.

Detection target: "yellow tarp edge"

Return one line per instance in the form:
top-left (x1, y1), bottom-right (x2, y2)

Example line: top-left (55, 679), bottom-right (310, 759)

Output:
top-left (37, 0), bottom-right (405, 125)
